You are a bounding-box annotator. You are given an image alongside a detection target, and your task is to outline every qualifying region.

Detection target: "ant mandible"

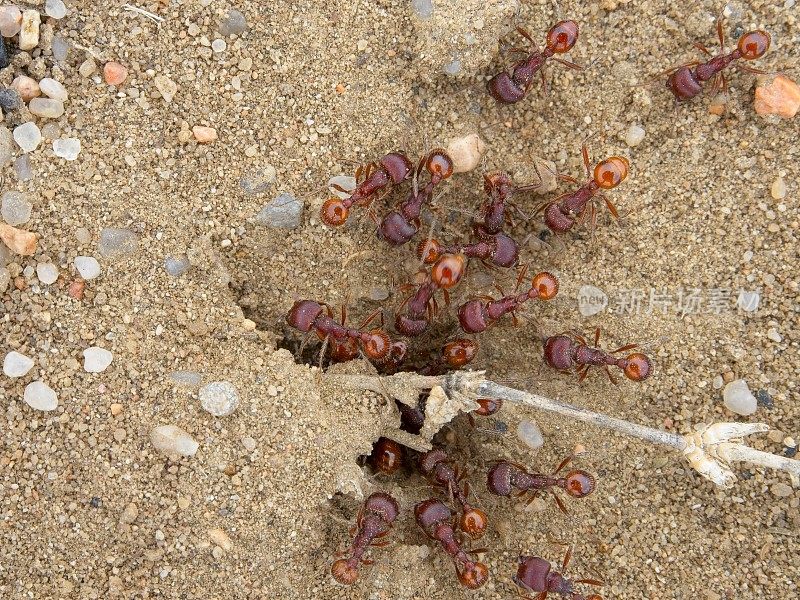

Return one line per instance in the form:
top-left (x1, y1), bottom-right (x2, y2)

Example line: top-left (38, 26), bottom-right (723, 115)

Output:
top-left (539, 146), bottom-right (629, 234)
top-left (514, 546), bottom-right (603, 600)
top-left (663, 18), bottom-right (770, 102)
top-left (488, 20), bottom-right (581, 104)
top-left (543, 328), bottom-right (652, 383)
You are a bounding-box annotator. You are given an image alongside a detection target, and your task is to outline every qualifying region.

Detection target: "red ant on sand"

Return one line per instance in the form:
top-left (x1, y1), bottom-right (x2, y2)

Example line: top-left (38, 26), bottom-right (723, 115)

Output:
top-left (488, 20), bottom-right (581, 104)
top-left (417, 232), bottom-right (520, 269)
top-left (321, 151), bottom-right (413, 227)
top-left (538, 146), bottom-right (629, 234)
top-left (367, 437), bottom-right (405, 475)
top-left (662, 18), bottom-right (770, 102)
top-left (457, 270), bottom-right (559, 334)
top-left (420, 449), bottom-right (488, 539)
top-left (514, 546), bottom-right (603, 600)
top-left (473, 171), bottom-right (541, 237)
top-left (543, 328), bottom-right (652, 383)
top-left (487, 455), bottom-right (596, 513)
top-left (331, 492), bottom-right (400, 585)
top-left (286, 299), bottom-right (392, 361)
top-left (378, 149), bottom-right (454, 246)
top-left (414, 498), bottom-right (489, 589)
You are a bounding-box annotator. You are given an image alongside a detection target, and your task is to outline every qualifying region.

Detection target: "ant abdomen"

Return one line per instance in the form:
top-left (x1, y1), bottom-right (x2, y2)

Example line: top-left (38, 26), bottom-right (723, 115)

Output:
top-left (544, 335), bottom-right (575, 371)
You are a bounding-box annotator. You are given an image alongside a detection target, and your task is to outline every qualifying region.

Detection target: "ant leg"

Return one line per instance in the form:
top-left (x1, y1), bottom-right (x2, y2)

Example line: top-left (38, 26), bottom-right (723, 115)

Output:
top-left (575, 578), bottom-right (605, 586)
top-left (558, 174), bottom-right (580, 184)
top-left (552, 56), bottom-right (582, 70)
top-left (553, 454), bottom-right (573, 475)
top-left (561, 544), bottom-right (573, 572)
top-left (581, 144), bottom-right (591, 179)
top-left (577, 366), bottom-right (590, 383)
top-left (593, 327), bottom-right (601, 347)
top-left (358, 308), bottom-right (385, 329)
top-left (693, 42), bottom-right (713, 57)
top-left (553, 493), bottom-right (568, 514)
top-left (603, 365), bottom-right (618, 385)
top-left (716, 15), bottom-right (726, 52)
top-left (737, 64), bottom-right (768, 75)
top-left (610, 343), bottom-right (638, 353)
top-left (516, 26), bottom-right (535, 45)
top-left (598, 193), bottom-right (620, 219)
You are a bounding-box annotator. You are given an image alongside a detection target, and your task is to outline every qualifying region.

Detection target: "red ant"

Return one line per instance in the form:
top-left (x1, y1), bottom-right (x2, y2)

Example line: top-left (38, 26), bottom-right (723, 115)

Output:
top-left (662, 19), bottom-right (770, 102)
top-left (514, 546), bottom-right (603, 600)
top-left (378, 149), bottom-right (454, 246)
top-left (473, 171), bottom-right (541, 237)
top-left (457, 271), bottom-right (559, 334)
top-left (543, 328), bottom-right (652, 383)
top-left (367, 437), bottom-right (404, 475)
top-left (538, 146), bottom-right (629, 234)
top-left (286, 299), bottom-right (392, 361)
top-left (467, 398), bottom-right (504, 428)
top-left (441, 338), bottom-right (479, 368)
top-left (414, 498), bottom-right (489, 590)
top-left (321, 152), bottom-right (413, 227)
top-left (331, 492), bottom-right (400, 585)
top-left (488, 20), bottom-right (581, 104)
top-left (487, 455), bottom-right (596, 513)
top-left (395, 253), bottom-right (465, 337)
top-left (419, 449), bottom-right (488, 539)
top-left (417, 232), bottom-right (519, 269)
top-left (398, 397), bottom-right (426, 434)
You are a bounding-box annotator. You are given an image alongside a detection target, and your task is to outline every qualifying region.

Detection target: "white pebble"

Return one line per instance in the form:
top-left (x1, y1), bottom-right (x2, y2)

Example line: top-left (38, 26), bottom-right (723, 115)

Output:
top-left (29, 98), bottom-right (64, 119)
top-left (712, 375), bottom-right (724, 390)
top-left (19, 10), bottom-right (40, 51)
top-left (3, 351), bottom-right (34, 378)
top-left (13, 122), bottom-right (42, 153)
top-left (446, 133), bottom-right (486, 173)
top-left (241, 436), bottom-right (257, 452)
top-left (36, 262), bottom-right (58, 284)
top-left (199, 381), bottom-right (240, 416)
top-left (53, 138), bottom-right (81, 160)
top-left (83, 347), bottom-right (113, 373)
top-left (1, 191), bottom-right (32, 225)
top-left (723, 379), bottom-right (757, 416)
top-left (516, 419), bottom-right (544, 449)
top-left (74, 256), bottom-right (101, 279)
top-left (150, 425), bottom-right (199, 457)
top-left (767, 328), bottom-right (782, 343)
top-left (24, 381), bottom-right (58, 411)
top-left (211, 39), bottom-right (227, 53)
top-left (625, 124), bottom-right (646, 147)
top-left (737, 290), bottom-right (760, 312)
top-left (39, 78), bottom-right (68, 102)
top-left (45, 0), bottom-right (68, 19)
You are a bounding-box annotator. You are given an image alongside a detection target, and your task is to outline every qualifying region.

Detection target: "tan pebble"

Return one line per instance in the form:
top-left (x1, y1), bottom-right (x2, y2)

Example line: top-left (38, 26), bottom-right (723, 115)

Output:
top-left (708, 94), bottom-right (727, 116)
top-left (572, 443), bottom-right (587, 456)
top-left (208, 528), bottom-right (232, 551)
top-left (11, 75), bottom-right (41, 102)
top-left (177, 496), bottom-right (190, 510)
top-left (78, 59), bottom-right (96, 78)
top-left (19, 10), bottom-right (40, 51)
top-left (242, 318), bottom-right (256, 331)
top-left (755, 74), bottom-right (800, 119)
top-left (0, 6), bottom-right (22, 38)
top-left (103, 62), bottom-right (128, 86)
top-left (177, 129), bottom-right (192, 143)
top-left (67, 279), bottom-right (85, 300)
top-left (722, 371), bottom-right (734, 383)
top-left (771, 482), bottom-right (793, 498)
top-left (445, 133), bottom-right (486, 173)
top-left (120, 502), bottom-right (138, 524)
top-left (192, 126), bottom-right (218, 143)
top-left (770, 176), bottom-right (787, 200)
top-left (110, 403), bottom-right (123, 416)
top-left (767, 429), bottom-right (785, 443)
top-left (0, 222), bottom-right (37, 255)
top-left (335, 83), bottom-right (345, 94)
top-left (212, 546), bottom-right (224, 559)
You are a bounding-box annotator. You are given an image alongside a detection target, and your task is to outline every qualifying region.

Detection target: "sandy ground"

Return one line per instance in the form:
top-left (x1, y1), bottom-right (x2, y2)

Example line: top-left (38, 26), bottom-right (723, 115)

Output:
top-left (1, 0), bottom-right (798, 598)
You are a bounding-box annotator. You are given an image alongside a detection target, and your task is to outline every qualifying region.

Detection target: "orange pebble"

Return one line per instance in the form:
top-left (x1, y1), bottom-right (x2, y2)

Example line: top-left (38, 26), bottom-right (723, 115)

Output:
top-left (103, 62), bottom-right (128, 86)
top-left (192, 126), bottom-right (218, 144)
top-left (755, 74), bottom-right (800, 119)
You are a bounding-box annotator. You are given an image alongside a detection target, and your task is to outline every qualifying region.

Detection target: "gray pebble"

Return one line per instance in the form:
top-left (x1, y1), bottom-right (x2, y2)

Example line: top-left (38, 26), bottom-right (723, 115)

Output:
top-left (165, 255), bottom-right (191, 277)
top-left (14, 155), bottom-right (33, 181)
top-left (254, 192), bottom-right (304, 229)
top-left (219, 10), bottom-right (247, 36)
top-left (98, 228), bottom-right (140, 260)
top-left (411, 0), bottom-right (434, 18)
top-left (0, 88), bottom-right (20, 112)
top-left (240, 165), bottom-right (276, 196)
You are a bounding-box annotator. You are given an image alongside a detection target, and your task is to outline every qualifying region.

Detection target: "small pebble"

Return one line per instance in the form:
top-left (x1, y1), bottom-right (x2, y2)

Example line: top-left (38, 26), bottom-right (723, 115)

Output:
top-left (756, 389), bottom-right (774, 410)
top-left (192, 126), bottom-right (218, 143)
top-left (445, 133), bottom-right (486, 173)
top-left (770, 482), bottom-right (793, 498)
top-left (11, 75), bottom-right (41, 102)
top-left (13, 122), bottom-right (42, 153)
top-left (625, 124), bottom-right (646, 147)
top-left (29, 98), bottom-right (64, 119)
top-left (74, 256), bottom-right (101, 279)
top-left (712, 375), bottom-right (724, 390)
top-left (208, 528), bottom-right (233, 551)
top-left (24, 380), bottom-right (58, 411)
top-left (165, 255), bottom-right (191, 276)
top-left (254, 192), bottom-right (304, 229)
top-left (766, 328), bottom-right (782, 343)
top-left (53, 138), bottom-right (81, 160)
top-left (98, 228), bottom-right (139, 260)
top-left (199, 381), bottom-right (240, 417)
top-left (150, 425), bottom-right (199, 457)
top-left (0, 88), bottom-right (20, 112)
top-left (36, 262), bottom-right (58, 284)
top-left (736, 290), bottom-right (760, 312)
top-left (75, 227), bottom-right (91, 244)
top-left (110, 403), bottom-right (123, 416)
top-left (211, 39), bottom-right (226, 53)
top-left (51, 35), bottom-right (68, 61)
top-left (754, 74), bottom-right (800, 119)
top-left (44, 0), bottom-right (67, 19)
top-left (14, 155), bottom-right (33, 181)
top-left (240, 165), bottom-right (277, 195)
top-left (218, 10), bottom-right (247, 36)
top-left (78, 59), bottom-right (96, 78)
top-left (3, 351), bottom-right (34, 378)
top-left (0, 126), bottom-right (13, 165)
top-left (723, 379), bottom-right (757, 416)
top-left (0, 6), bottom-right (22, 37)
top-left (1, 191), bottom-right (32, 226)
top-left (103, 62), bottom-right (128, 86)
top-left (19, 10), bottom-right (40, 51)
top-left (411, 0), bottom-right (434, 19)
top-left (39, 78), bottom-right (68, 102)
top-left (170, 370), bottom-right (202, 386)
top-left (120, 502), bottom-right (138, 524)
top-left (770, 177), bottom-right (786, 200)
top-left (153, 75), bottom-right (178, 103)
top-left (241, 436), bottom-right (257, 452)
top-left (83, 347), bottom-right (113, 373)
top-left (516, 419), bottom-right (544, 450)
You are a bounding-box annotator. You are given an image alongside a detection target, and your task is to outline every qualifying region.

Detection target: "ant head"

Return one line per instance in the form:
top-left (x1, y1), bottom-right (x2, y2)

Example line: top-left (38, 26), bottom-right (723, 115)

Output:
top-left (286, 299), bottom-right (323, 332)
top-left (417, 238), bottom-right (442, 264)
top-left (531, 271), bottom-right (559, 300)
top-left (546, 20), bottom-right (579, 54)
top-left (330, 559), bottom-right (359, 585)
top-left (369, 438), bottom-right (404, 475)
top-left (738, 30), bottom-right (770, 60)
top-left (363, 330), bottom-right (391, 360)
top-left (458, 562), bottom-right (489, 589)
top-left (623, 352), bottom-right (652, 381)
top-left (419, 448), bottom-right (448, 474)
top-left (426, 149), bottom-right (454, 180)
top-left (395, 313), bottom-right (428, 337)
top-left (442, 338), bottom-right (478, 368)
top-left (593, 156), bottom-right (630, 189)
top-left (475, 398), bottom-right (503, 417)
top-left (431, 253), bottom-right (465, 288)
top-left (564, 469), bottom-right (596, 498)
top-left (483, 171), bottom-right (513, 194)
top-left (459, 507), bottom-right (489, 539)
top-left (320, 197), bottom-right (349, 227)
